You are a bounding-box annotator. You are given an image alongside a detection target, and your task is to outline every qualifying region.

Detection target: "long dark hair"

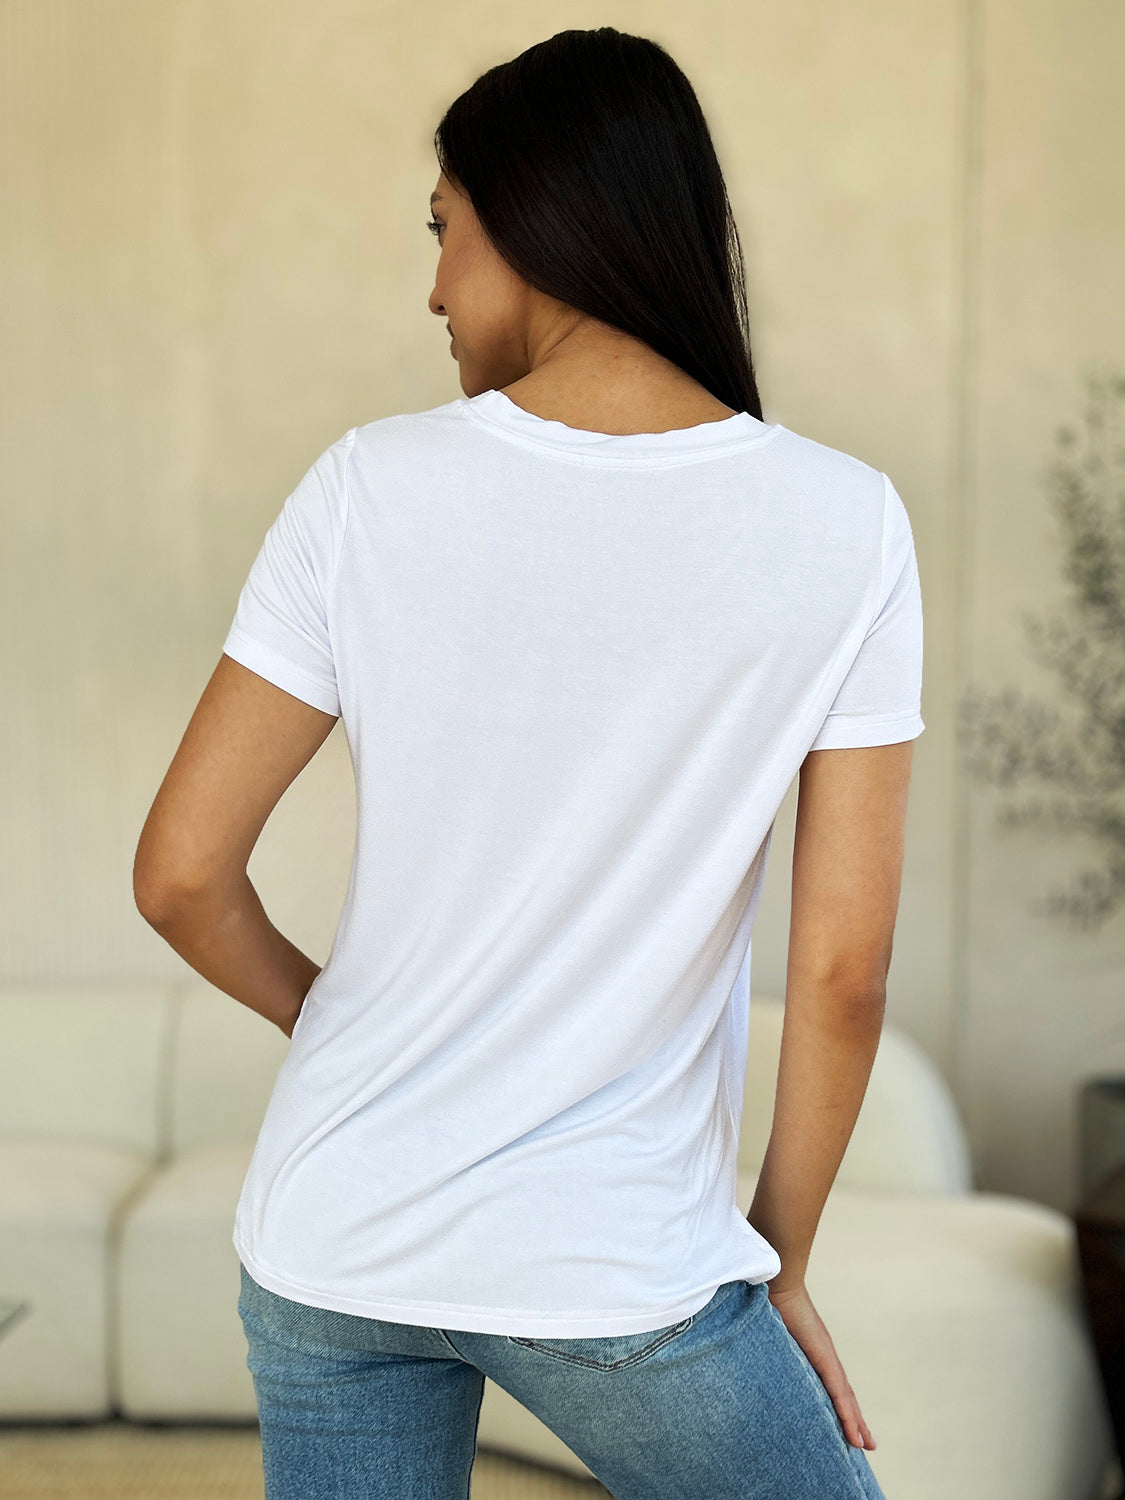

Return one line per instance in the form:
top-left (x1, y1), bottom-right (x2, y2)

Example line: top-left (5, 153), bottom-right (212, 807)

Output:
top-left (433, 28), bottom-right (765, 421)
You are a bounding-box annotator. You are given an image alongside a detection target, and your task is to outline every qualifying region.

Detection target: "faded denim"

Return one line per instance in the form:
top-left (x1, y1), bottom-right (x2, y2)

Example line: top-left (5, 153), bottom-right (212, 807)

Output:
top-left (238, 1260), bottom-right (886, 1499)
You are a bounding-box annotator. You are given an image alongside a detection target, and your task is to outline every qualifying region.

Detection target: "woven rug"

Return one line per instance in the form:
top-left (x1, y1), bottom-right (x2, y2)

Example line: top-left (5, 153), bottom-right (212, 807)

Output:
top-left (0, 1421), bottom-right (611, 1498)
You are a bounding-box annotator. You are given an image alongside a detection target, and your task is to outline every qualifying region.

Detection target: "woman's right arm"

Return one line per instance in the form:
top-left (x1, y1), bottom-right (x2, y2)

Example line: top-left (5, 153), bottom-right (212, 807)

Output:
top-left (747, 737), bottom-right (917, 1449)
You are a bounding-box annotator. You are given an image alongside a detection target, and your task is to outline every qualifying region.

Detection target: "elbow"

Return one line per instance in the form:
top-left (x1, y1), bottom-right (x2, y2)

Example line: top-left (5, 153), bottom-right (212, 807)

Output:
top-left (133, 850), bottom-right (204, 926)
top-left (796, 957), bottom-right (889, 1020)
top-left (840, 985), bottom-right (888, 1023)
top-left (792, 983), bottom-right (887, 1041)
top-left (821, 977), bottom-right (888, 1027)
top-left (822, 939), bottom-right (893, 1009)
top-left (133, 869), bottom-right (181, 927)
top-left (134, 848), bottom-right (241, 925)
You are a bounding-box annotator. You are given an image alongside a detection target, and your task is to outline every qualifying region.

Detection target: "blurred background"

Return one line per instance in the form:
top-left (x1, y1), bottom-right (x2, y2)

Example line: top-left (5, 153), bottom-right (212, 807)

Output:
top-left (2, 2), bottom-right (1124, 1496)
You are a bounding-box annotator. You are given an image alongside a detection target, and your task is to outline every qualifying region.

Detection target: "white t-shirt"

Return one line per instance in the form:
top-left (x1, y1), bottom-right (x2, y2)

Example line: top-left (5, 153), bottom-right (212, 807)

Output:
top-left (222, 388), bottom-right (925, 1338)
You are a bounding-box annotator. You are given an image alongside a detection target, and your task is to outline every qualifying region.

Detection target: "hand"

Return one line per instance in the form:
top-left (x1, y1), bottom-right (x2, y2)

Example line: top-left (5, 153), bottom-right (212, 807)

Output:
top-left (766, 1281), bottom-right (877, 1452)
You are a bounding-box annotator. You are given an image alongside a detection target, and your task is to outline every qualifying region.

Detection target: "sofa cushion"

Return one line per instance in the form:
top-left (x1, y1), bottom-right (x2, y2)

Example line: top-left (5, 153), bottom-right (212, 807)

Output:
top-left (0, 1139), bottom-right (156, 1416)
top-left (734, 1171), bottom-right (1112, 1500)
top-left (114, 1140), bottom-right (258, 1418)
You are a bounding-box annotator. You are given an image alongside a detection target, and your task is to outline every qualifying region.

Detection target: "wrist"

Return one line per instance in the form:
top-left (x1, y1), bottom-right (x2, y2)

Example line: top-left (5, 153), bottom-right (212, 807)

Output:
top-left (766, 1277), bottom-right (807, 1301)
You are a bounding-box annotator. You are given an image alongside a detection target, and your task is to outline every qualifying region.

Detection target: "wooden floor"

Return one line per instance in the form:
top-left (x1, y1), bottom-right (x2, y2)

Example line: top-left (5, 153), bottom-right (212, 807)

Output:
top-left (2, 1419), bottom-right (1121, 1499)
top-left (0, 1419), bottom-right (612, 1498)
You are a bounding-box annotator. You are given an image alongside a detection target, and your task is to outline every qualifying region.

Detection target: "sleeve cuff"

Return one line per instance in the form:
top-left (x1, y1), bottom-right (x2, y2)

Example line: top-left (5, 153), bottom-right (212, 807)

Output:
top-left (807, 711), bottom-right (925, 752)
top-left (222, 628), bottom-right (341, 716)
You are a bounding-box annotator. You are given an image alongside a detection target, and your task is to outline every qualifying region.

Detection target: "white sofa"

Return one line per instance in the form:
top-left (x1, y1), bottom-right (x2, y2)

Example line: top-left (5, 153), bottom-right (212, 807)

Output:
top-left (0, 980), bottom-right (1114, 1499)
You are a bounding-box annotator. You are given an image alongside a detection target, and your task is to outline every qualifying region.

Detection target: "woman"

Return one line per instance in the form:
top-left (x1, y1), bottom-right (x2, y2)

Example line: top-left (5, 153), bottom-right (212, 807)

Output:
top-left (134, 26), bottom-right (921, 1500)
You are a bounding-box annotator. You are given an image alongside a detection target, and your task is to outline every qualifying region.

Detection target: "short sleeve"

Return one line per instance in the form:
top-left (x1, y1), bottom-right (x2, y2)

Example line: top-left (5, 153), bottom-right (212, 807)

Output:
top-left (221, 429), bottom-right (355, 716)
top-left (806, 471), bottom-right (925, 751)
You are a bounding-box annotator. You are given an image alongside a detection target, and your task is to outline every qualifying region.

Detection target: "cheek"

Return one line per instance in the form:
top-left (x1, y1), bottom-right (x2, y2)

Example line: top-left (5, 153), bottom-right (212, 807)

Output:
top-left (439, 251), bottom-right (513, 355)
top-left (435, 258), bottom-right (467, 327)
top-left (443, 248), bottom-right (497, 318)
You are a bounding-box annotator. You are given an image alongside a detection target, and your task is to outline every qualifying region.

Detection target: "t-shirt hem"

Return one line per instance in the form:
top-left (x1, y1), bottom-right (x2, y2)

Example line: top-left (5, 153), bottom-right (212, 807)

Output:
top-left (233, 1229), bottom-right (781, 1339)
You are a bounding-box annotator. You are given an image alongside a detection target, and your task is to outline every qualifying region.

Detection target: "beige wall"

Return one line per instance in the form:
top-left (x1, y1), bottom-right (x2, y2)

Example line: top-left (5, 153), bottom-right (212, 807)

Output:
top-left (3, 0), bottom-right (1122, 1217)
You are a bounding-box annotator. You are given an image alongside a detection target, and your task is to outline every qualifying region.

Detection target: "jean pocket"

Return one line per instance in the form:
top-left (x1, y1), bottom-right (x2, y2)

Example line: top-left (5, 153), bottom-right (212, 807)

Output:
top-left (506, 1311), bottom-right (695, 1372)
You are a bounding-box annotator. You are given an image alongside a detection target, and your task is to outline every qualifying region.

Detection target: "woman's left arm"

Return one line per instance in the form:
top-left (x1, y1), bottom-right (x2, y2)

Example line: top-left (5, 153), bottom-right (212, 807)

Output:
top-left (133, 653), bottom-right (340, 1037)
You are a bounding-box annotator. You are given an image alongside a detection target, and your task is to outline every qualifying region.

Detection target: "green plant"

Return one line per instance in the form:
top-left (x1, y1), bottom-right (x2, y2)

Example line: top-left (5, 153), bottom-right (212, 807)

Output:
top-left (958, 366), bottom-right (1125, 932)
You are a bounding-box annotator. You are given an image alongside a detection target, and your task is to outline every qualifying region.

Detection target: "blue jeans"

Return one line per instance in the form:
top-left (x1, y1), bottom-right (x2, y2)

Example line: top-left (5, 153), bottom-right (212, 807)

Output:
top-left (238, 1260), bottom-right (886, 1499)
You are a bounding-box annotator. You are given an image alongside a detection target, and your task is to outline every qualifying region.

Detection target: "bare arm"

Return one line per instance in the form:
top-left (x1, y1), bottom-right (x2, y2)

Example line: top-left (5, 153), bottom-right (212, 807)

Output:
top-left (133, 654), bottom-right (340, 1037)
top-left (747, 737), bottom-right (916, 1450)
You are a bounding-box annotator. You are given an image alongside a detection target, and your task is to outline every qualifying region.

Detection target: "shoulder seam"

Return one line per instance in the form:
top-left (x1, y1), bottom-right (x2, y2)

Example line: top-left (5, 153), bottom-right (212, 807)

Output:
top-left (859, 471), bottom-right (893, 639)
top-left (320, 428), bottom-right (355, 678)
top-left (326, 427), bottom-right (357, 607)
